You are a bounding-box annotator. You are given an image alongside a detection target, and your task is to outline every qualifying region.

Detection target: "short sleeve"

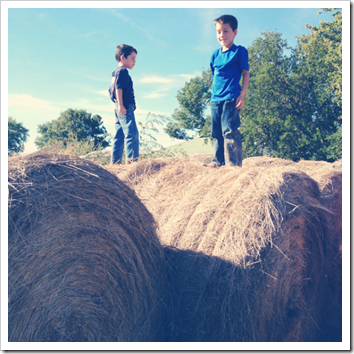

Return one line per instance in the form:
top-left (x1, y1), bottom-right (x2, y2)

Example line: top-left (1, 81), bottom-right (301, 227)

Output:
top-left (116, 68), bottom-right (128, 89)
top-left (239, 47), bottom-right (249, 72)
top-left (210, 49), bottom-right (218, 76)
top-left (210, 55), bottom-right (215, 76)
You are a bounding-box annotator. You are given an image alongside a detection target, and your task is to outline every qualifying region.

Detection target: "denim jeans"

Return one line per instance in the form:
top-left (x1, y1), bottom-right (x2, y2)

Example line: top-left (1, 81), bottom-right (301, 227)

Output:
top-left (211, 98), bottom-right (242, 166)
top-left (111, 105), bottom-right (139, 164)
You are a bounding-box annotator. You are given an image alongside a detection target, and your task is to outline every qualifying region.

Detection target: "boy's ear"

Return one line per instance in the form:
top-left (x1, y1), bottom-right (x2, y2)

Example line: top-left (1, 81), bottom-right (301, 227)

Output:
top-left (234, 29), bottom-right (238, 37)
top-left (120, 54), bottom-right (125, 62)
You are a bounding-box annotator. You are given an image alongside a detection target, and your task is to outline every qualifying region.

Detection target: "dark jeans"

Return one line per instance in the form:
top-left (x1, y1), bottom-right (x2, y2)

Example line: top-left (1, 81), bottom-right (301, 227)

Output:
top-left (211, 98), bottom-right (242, 166)
top-left (111, 105), bottom-right (139, 164)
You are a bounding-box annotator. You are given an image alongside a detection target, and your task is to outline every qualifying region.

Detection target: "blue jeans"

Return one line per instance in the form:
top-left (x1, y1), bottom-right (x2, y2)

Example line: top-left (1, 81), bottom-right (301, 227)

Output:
top-left (111, 105), bottom-right (139, 164)
top-left (211, 98), bottom-right (242, 166)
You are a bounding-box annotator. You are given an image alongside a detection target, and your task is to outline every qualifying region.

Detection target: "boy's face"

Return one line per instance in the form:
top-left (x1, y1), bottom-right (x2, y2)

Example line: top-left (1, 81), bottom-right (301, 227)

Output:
top-left (120, 52), bottom-right (137, 69)
top-left (215, 22), bottom-right (237, 51)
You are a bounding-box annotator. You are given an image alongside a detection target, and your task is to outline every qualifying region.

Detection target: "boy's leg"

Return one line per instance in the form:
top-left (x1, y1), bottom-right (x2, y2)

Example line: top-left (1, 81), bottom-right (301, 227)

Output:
top-left (221, 99), bottom-right (242, 167)
top-left (121, 105), bottom-right (139, 162)
top-left (111, 111), bottom-right (125, 164)
top-left (210, 101), bottom-right (225, 166)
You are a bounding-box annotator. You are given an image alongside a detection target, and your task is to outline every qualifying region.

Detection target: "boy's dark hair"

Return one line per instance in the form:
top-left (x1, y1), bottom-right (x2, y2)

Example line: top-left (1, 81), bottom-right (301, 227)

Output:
top-left (214, 14), bottom-right (238, 31)
top-left (115, 43), bottom-right (138, 62)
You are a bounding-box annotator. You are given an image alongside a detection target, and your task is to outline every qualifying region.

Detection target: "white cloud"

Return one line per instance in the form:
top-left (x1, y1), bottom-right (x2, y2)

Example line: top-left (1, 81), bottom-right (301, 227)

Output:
top-left (142, 91), bottom-right (169, 99)
top-left (63, 97), bottom-right (114, 114)
top-left (138, 73), bottom-right (199, 85)
top-left (8, 94), bottom-right (59, 111)
top-left (136, 72), bottom-right (200, 99)
top-left (138, 75), bottom-right (174, 85)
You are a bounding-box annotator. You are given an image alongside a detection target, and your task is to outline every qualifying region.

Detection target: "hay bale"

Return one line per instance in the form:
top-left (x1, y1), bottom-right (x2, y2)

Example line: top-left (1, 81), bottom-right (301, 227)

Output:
top-left (110, 157), bottom-right (338, 341)
top-left (8, 152), bottom-right (168, 342)
top-left (295, 162), bottom-right (342, 342)
top-left (163, 169), bottom-right (329, 341)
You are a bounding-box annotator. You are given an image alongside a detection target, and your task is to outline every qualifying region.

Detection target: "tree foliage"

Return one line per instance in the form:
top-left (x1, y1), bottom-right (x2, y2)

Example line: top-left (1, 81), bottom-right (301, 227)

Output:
top-left (242, 16), bottom-right (342, 162)
top-left (299, 8), bottom-right (342, 112)
top-left (8, 117), bottom-right (29, 155)
top-left (35, 108), bottom-right (110, 150)
top-left (166, 9), bottom-right (342, 162)
top-left (164, 70), bottom-right (212, 140)
top-left (296, 8), bottom-right (342, 160)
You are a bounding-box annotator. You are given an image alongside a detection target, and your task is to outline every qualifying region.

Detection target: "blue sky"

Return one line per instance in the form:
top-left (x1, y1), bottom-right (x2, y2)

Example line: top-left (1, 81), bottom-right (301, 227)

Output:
top-left (3, 2), bottom-right (348, 154)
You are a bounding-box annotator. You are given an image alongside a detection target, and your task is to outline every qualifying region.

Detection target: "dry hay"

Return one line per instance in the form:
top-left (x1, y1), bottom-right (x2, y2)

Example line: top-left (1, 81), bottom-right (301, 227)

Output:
top-left (296, 159), bottom-right (342, 259)
top-left (112, 157), bottom-right (323, 267)
top-left (8, 152), bottom-right (168, 342)
top-left (296, 159), bottom-right (342, 342)
top-left (108, 156), bottom-right (341, 341)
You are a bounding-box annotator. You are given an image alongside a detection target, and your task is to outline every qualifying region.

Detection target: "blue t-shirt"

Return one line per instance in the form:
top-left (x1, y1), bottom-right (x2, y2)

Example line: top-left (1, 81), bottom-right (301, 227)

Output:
top-left (112, 66), bottom-right (136, 110)
top-left (210, 44), bottom-right (249, 102)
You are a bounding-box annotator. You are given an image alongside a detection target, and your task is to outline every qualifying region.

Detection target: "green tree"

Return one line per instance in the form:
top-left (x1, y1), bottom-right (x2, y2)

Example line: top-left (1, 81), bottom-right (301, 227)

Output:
top-left (35, 108), bottom-right (110, 150)
top-left (164, 69), bottom-right (212, 140)
top-left (241, 31), bottom-right (293, 158)
top-left (242, 19), bottom-right (341, 162)
top-left (8, 117), bottom-right (29, 155)
top-left (241, 30), bottom-right (323, 161)
top-left (296, 8), bottom-right (342, 160)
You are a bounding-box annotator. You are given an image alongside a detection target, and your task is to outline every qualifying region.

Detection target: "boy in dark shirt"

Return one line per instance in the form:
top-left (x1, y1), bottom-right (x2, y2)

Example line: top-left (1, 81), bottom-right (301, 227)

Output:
top-left (209, 15), bottom-right (250, 167)
top-left (110, 43), bottom-right (139, 164)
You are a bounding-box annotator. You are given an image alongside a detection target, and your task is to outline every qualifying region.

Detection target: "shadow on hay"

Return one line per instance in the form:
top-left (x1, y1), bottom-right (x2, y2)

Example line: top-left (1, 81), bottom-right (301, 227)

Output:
top-left (8, 153), bottom-right (169, 342)
top-left (163, 216), bottom-right (342, 343)
top-left (317, 171), bottom-right (342, 343)
top-left (111, 156), bottom-right (342, 342)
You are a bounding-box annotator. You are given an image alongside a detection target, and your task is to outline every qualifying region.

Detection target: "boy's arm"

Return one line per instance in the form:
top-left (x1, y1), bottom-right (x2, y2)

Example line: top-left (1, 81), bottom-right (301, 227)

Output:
top-left (236, 69), bottom-right (250, 109)
top-left (116, 88), bottom-right (126, 115)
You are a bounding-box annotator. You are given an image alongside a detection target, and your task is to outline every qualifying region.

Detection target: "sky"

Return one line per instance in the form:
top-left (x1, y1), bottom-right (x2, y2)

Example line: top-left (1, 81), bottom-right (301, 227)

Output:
top-left (3, 1), bottom-right (349, 155)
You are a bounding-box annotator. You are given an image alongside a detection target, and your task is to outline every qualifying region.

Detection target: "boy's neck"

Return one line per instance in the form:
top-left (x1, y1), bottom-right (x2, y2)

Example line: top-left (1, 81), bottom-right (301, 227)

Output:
top-left (221, 43), bottom-right (234, 52)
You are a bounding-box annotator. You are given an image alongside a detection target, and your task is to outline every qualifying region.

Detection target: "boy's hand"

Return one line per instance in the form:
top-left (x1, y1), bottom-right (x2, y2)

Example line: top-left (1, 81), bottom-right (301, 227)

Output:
top-left (236, 94), bottom-right (245, 109)
top-left (119, 105), bottom-right (127, 115)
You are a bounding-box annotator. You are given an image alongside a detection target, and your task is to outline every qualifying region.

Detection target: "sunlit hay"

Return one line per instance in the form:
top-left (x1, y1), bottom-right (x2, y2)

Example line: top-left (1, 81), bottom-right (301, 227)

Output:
top-left (115, 157), bottom-right (329, 341)
top-left (105, 156), bottom-right (340, 341)
top-left (108, 157), bottom-right (214, 231)
top-left (108, 157), bottom-right (325, 267)
top-left (187, 154), bottom-right (213, 164)
top-left (163, 170), bottom-right (329, 342)
top-left (8, 152), bottom-right (168, 342)
top-left (105, 156), bottom-right (172, 188)
top-left (243, 156), bottom-right (295, 168)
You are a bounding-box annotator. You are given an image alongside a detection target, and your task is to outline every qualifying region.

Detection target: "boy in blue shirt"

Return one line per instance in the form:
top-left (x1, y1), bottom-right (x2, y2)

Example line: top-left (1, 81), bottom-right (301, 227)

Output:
top-left (109, 43), bottom-right (139, 164)
top-left (209, 15), bottom-right (250, 167)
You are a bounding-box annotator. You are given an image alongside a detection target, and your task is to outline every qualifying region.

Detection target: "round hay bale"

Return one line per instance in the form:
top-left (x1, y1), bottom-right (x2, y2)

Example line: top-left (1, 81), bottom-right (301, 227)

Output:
top-left (243, 156), bottom-right (295, 168)
top-left (162, 167), bottom-right (329, 342)
top-left (295, 165), bottom-right (342, 342)
top-left (106, 156), bottom-right (171, 188)
top-left (106, 156), bottom-right (342, 342)
top-left (8, 152), bottom-right (168, 342)
top-left (187, 154), bottom-right (213, 164)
